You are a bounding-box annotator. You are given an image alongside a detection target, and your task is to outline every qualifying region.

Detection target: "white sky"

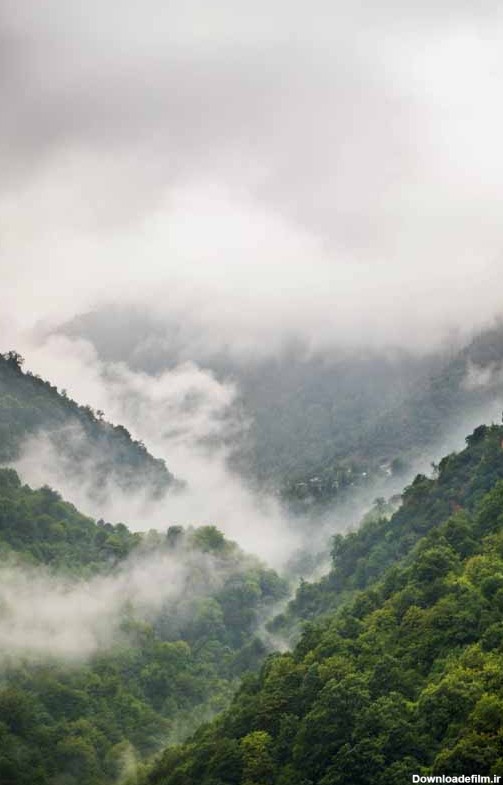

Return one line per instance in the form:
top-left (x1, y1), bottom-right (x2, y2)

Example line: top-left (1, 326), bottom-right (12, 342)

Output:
top-left (1, 1), bottom-right (503, 354)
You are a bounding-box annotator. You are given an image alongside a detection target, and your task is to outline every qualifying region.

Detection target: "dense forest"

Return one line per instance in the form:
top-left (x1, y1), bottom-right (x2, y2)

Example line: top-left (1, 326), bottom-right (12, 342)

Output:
top-left (4, 1), bottom-right (503, 782)
top-left (146, 424), bottom-right (503, 784)
top-left (0, 358), bottom-right (288, 785)
top-left (0, 466), bottom-right (288, 785)
top-left (3, 355), bottom-right (503, 784)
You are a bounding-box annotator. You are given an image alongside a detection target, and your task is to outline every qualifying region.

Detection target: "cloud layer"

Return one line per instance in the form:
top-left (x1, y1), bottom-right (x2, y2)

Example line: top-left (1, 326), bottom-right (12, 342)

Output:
top-left (1, 1), bottom-right (503, 355)
top-left (12, 335), bottom-right (304, 567)
top-left (0, 541), bottom-right (255, 663)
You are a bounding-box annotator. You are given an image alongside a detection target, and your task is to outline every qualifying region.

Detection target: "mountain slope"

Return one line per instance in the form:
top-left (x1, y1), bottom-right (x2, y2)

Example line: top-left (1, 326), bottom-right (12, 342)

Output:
top-left (61, 307), bottom-right (438, 483)
top-left (0, 467), bottom-right (139, 572)
top-left (274, 422), bottom-right (503, 632)
top-left (60, 309), bottom-right (503, 499)
top-left (146, 425), bottom-right (503, 784)
top-left (0, 467), bottom-right (288, 785)
top-left (0, 350), bottom-right (177, 499)
top-left (356, 322), bottom-right (503, 469)
top-left (279, 324), bottom-right (503, 508)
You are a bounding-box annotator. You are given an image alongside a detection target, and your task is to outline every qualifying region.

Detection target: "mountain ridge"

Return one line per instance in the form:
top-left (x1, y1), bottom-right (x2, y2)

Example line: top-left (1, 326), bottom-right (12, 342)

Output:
top-left (0, 350), bottom-right (179, 500)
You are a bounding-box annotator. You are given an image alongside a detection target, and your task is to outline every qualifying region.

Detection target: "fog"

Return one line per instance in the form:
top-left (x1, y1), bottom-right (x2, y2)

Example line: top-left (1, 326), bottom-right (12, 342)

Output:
top-left (12, 334), bottom-right (305, 568)
top-left (2, 1), bottom-right (503, 662)
top-left (463, 360), bottom-right (503, 392)
top-left (1, 1), bottom-right (503, 357)
top-left (0, 554), bottom-right (185, 662)
top-left (0, 542), bottom-right (259, 663)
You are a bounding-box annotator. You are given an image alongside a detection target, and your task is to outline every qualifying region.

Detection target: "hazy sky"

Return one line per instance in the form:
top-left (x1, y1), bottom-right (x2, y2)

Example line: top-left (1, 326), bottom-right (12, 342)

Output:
top-left (2, 1), bottom-right (503, 353)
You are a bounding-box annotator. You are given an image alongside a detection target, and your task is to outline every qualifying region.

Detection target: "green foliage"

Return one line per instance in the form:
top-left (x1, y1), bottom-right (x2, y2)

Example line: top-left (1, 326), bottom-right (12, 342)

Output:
top-left (5, 341), bottom-right (503, 785)
top-left (276, 424), bottom-right (503, 633)
top-left (0, 471), bottom-right (288, 784)
top-left (189, 526), bottom-right (232, 554)
top-left (0, 468), bottom-right (139, 572)
top-left (147, 427), bottom-right (503, 784)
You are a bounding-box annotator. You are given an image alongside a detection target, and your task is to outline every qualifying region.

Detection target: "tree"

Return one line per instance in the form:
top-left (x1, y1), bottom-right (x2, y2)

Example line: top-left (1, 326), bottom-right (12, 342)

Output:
top-left (240, 730), bottom-right (275, 785)
top-left (3, 350), bottom-right (24, 369)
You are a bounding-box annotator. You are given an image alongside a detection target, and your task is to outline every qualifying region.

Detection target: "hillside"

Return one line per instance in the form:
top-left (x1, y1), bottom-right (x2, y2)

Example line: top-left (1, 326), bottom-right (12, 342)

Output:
top-left (355, 323), bottom-right (503, 470)
top-left (145, 424), bottom-right (503, 784)
top-left (274, 421), bottom-right (503, 632)
top-left (0, 467), bottom-right (139, 572)
top-left (0, 351), bottom-right (177, 499)
top-left (61, 307), bottom-right (437, 484)
top-left (279, 323), bottom-right (503, 508)
top-left (0, 467), bottom-right (288, 785)
top-left (61, 310), bottom-right (503, 501)
top-left (3, 352), bottom-right (503, 785)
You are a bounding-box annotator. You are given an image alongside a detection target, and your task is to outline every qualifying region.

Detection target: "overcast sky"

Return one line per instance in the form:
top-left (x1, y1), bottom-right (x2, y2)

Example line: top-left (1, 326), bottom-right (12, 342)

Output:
top-left (2, 1), bottom-right (503, 354)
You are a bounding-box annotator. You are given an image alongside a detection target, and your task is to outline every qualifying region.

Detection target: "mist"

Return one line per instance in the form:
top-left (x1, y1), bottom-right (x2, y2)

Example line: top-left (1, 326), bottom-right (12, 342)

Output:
top-left (0, 539), bottom-right (267, 664)
top-left (2, 0), bottom-right (503, 656)
top-left (11, 334), bottom-right (307, 568)
top-left (2, 0), bottom-right (503, 359)
top-left (4, 9), bottom-right (503, 785)
top-left (0, 552), bottom-right (187, 663)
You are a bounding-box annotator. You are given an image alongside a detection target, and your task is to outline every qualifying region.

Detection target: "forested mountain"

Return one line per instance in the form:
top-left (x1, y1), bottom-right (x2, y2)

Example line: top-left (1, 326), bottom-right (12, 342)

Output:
top-left (0, 467), bottom-right (139, 571)
top-left (145, 424), bottom-right (503, 784)
top-left (0, 367), bottom-right (287, 784)
top-left (0, 351), bottom-right (177, 498)
top-left (61, 307), bottom-right (438, 484)
top-left (356, 324), bottom-right (503, 474)
top-left (274, 422), bottom-right (503, 633)
top-left (4, 1), bottom-right (503, 783)
top-left (3, 347), bottom-right (503, 785)
top-left (0, 467), bottom-right (287, 785)
top-left (62, 309), bottom-right (503, 500)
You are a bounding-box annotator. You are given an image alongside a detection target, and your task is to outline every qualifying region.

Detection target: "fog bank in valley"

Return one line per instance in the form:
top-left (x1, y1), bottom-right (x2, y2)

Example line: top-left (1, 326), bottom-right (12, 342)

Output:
top-left (12, 335), bottom-right (305, 568)
top-left (2, 0), bottom-right (503, 658)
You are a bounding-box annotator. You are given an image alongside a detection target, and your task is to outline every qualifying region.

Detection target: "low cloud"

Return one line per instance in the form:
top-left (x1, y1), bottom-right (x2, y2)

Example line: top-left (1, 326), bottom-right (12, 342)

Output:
top-left (0, 540), bottom-right (261, 664)
top-left (1, 1), bottom-right (503, 356)
top-left (12, 334), bottom-right (303, 567)
top-left (463, 360), bottom-right (503, 392)
top-left (2, 1), bottom-right (503, 643)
